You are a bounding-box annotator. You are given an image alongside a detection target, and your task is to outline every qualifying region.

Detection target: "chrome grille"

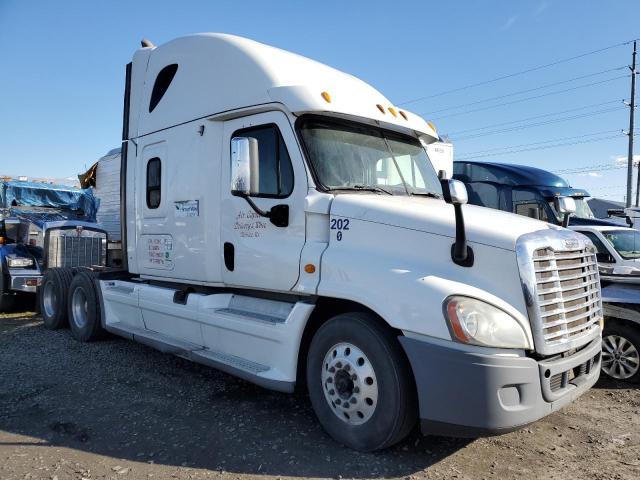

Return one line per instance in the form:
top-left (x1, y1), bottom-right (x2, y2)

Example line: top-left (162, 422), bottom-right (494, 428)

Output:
top-left (47, 228), bottom-right (107, 268)
top-left (533, 247), bottom-right (601, 347)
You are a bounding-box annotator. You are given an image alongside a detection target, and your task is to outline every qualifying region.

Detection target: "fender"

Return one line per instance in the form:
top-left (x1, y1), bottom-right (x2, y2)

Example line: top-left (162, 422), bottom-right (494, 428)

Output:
top-left (317, 216), bottom-right (533, 344)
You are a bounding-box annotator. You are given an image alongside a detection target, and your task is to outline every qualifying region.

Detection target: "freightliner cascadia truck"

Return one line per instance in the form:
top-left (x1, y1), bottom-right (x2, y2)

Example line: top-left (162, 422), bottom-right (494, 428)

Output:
top-left (41, 34), bottom-right (603, 451)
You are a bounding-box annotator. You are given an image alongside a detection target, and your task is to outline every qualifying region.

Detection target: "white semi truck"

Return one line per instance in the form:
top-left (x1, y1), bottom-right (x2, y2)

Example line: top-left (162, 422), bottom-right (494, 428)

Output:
top-left (41, 34), bottom-right (603, 451)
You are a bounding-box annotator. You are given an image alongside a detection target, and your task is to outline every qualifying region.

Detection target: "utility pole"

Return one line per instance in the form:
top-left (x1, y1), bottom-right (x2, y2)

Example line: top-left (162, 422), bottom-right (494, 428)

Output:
top-left (627, 40), bottom-right (636, 207)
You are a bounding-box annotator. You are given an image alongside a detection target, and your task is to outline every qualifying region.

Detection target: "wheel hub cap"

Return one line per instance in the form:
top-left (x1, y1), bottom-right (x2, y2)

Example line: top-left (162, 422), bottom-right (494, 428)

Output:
top-left (42, 281), bottom-right (57, 318)
top-left (71, 288), bottom-right (89, 329)
top-left (321, 342), bottom-right (378, 425)
top-left (602, 334), bottom-right (640, 380)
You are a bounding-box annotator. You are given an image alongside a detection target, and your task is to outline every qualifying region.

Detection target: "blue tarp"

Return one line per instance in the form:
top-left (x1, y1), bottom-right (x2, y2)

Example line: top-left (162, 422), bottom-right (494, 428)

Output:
top-left (1, 181), bottom-right (99, 222)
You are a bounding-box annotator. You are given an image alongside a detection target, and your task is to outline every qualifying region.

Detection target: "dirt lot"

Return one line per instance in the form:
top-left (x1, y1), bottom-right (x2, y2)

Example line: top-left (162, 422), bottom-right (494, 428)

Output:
top-left (1, 308), bottom-right (639, 480)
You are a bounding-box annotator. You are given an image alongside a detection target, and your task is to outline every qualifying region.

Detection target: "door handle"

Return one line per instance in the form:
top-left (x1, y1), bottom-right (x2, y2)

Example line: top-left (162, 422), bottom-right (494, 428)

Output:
top-left (224, 242), bottom-right (234, 271)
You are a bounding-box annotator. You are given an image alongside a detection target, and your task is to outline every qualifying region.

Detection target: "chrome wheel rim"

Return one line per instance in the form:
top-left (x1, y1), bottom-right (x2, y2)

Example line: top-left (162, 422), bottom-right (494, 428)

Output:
top-left (71, 288), bottom-right (88, 329)
top-left (321, 342), bottom-right (378, 425)
top-left (602, 334), bottom-right (640, 380)
top-left (42, 281), bottom-right (57, 318)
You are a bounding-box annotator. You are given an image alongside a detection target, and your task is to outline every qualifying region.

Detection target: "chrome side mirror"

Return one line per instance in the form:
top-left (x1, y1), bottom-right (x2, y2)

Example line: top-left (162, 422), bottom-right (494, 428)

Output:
top-left (555, 196), bottom-right (576, 227)
top-left (555, 196), bottom-right (576, 215)
top-left (230, 137), bottom-right (259, 196)
top-left (444, 179), bottom-right (468, 205)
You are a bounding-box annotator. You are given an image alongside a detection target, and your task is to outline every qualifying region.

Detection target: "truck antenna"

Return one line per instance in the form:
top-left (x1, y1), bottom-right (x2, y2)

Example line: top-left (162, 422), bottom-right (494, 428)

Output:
top-left (141, 39), bottom-right (155, 48)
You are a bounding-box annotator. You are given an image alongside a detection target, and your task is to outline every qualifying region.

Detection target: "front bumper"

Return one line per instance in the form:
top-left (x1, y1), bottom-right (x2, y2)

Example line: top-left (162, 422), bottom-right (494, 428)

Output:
top-left (399, 335), bottom-right (601, 437)
top-left (8, 269), bottom-right (42, 293)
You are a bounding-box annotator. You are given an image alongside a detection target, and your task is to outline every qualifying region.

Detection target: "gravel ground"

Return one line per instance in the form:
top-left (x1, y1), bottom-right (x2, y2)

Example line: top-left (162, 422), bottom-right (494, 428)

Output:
top-left (1, 308), bottom-right (639, 480)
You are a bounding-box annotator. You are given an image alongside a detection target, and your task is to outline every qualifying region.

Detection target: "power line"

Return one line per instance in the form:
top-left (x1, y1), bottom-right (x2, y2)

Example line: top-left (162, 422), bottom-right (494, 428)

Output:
top-left (422, 66), bottom-right (626, 115)
top-left (554, 163), bottom-right (628, 174)
top-left (452, 106), bottom-right (626, 141)
top-left (446, 100), bottom-right (621, 136)
top-left (398, 39), bottom-right (636, 106)
top-left (456, 130), bottom-right (621, 156)
top-left (429, 75), bottom-right (628, 120)
top-left (456, 135), bottom-right (622, 161)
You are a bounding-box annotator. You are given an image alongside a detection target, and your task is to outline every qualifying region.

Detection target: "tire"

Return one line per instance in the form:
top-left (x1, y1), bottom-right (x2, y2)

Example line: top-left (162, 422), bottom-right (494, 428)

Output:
top-left (306, 312), bottom-right (417, 451)
top-left (39, 268), bottom-right (74, 329)
top-left (602, 323), bottom-right (640, 383)
top-left (67, 271), bottom-right (105, 342)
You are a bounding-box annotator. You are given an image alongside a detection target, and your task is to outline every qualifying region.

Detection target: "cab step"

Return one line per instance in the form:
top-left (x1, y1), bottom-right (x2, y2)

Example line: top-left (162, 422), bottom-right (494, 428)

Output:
top-left (213, 294), bottom-right (294, 324)
top-left (105, 320), bottom-right (293, 392)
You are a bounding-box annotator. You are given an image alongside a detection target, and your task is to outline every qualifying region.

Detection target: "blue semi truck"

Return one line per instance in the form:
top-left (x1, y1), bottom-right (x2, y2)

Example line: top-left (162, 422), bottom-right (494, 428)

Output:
top-left (0, 180), bottom-right (106, 311)
top-left (452, 161), bottom-right (622, 227)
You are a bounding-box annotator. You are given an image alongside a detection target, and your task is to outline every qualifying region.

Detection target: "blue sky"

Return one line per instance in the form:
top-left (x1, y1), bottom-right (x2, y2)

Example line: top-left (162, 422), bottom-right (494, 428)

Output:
top-left (0, 0), bottom-right (638, 202)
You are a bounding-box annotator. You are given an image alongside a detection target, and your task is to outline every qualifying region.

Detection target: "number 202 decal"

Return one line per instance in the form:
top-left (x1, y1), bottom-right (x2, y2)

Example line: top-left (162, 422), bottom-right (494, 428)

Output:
top-left (330, 218), bottom-right (350, 241)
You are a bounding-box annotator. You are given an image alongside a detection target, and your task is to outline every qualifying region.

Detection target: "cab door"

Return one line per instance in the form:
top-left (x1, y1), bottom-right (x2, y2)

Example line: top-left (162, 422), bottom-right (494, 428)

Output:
top-left (220, 111), bottom-right (307, 291)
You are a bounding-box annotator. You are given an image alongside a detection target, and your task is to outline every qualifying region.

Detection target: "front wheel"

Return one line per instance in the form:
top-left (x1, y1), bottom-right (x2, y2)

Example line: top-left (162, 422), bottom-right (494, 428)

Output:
top-left (602, 323), bottom-right (640, 383)
top-left (306, 312), bottom-right (417, 451)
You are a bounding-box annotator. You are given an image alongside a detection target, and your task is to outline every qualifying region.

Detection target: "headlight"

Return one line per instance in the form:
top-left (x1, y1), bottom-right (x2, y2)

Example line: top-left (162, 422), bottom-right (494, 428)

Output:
top-left (444, 296), bottom-right (531, 349)
top-left (7, 257), bottom-right (34, 268)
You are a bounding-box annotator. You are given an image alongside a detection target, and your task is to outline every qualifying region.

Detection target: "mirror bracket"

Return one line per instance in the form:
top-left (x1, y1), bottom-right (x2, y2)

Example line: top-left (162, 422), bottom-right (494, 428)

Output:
top-left (441, 179), bottom-right (474, 268)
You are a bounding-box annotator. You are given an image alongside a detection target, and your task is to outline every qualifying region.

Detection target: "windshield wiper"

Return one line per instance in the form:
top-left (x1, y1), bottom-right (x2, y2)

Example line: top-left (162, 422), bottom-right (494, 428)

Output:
top-left (410, 191), bottom-right (442, 199)
top-left (330, 185), bottom-right (393, 195)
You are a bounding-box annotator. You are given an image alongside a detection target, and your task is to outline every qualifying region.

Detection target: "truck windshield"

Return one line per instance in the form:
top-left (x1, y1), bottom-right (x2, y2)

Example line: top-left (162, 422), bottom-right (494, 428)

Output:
top-left (298, 117), bottom-right (443, 197)
top-left (573, 198), bottom-right (595, 219)
top-left (548, 197), bottom-right (595, 222)
top-left (602, 229), bottom-right (640, 259)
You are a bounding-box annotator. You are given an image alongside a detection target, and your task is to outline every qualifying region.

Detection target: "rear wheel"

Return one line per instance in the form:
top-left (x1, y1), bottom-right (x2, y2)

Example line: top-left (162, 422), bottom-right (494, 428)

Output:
top-left (307, 312), bottom-right (417, 451)
top-left (67, 271), bottom-right (104, 342)
top-left (602, 323), bottom-right (640, 383)
top-left (39, 268), bottom-right (73, 329)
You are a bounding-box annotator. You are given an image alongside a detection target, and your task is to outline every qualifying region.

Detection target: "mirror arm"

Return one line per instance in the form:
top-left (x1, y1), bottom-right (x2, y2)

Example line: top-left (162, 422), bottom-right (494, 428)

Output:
top-left (440, 178), bottom-right (474, 267)
top-left (451, 203), bottom-right (474, 267)
top-left (562, 212), bottom-right (571, 228)
top-left (234, 193), bottom-right (289, 228)
top-left (239, 193), bottom-right (270, 218)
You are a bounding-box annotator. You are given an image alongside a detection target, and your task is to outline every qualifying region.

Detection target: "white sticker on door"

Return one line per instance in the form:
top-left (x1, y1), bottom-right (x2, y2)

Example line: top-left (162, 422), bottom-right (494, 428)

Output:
top-left (174, 200), bottom-right (199, 217)
top-left (142, 235), bottom-right (174, 270)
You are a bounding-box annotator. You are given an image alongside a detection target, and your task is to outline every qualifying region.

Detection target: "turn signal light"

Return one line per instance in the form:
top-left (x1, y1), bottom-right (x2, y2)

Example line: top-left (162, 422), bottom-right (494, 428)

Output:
top-left (304, 264), bottom-right (316, 274)
top-left (0, 236), bottom-right (5, 245)
top-left (321, 91), bottom-right (331, 103)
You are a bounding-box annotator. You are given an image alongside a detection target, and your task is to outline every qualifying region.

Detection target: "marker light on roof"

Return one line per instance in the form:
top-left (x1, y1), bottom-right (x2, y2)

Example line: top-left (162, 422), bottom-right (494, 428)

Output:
top-left (427, 121), bottom-right (437, 132)
top-left (399, 110), bottom-right (408, 120)
top-left (388, 107), bottom-right (398, 117)
top-left (321, 91), bottom-right (331, 103)
top-left (376, 104), bottom-right (385, 114)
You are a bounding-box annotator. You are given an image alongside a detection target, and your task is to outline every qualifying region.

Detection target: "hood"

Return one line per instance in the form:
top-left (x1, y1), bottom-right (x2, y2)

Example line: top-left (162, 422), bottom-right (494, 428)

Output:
top-left (330, 194), bottom-right (554, 251)
top-left (568, 216), bottom-right (628, 227)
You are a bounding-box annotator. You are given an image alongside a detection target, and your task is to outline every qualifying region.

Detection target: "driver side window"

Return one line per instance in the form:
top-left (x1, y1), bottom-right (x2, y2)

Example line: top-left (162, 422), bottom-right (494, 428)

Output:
top-left (232, 124), bottom-right (294, 198)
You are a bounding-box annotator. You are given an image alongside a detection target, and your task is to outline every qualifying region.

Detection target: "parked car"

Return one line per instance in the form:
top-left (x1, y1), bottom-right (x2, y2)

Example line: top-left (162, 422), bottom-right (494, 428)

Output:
top-left (570, 225), bottom-right (640, 382)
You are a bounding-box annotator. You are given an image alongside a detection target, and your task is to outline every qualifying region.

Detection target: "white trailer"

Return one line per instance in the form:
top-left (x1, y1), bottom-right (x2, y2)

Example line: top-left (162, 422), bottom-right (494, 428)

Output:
top-left (41, 34), bottom-right (603, 451)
